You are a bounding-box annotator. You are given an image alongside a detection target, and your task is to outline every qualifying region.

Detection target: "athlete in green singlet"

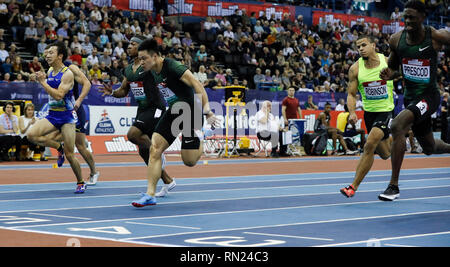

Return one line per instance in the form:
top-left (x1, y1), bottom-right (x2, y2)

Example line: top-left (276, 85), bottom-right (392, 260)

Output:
top-left (100, 36), bottom-right (175, 196)
top-left (131, 39), bottom-right (219, 207)
top-left (379, 0), bottom-right (450, 201)
top-left (340, 35), bottom-right (394, 198)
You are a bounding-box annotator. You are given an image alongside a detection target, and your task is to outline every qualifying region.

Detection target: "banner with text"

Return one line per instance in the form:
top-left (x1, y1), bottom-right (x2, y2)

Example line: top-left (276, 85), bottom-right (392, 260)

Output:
top-left (89, 105), bottom-right (138, 136)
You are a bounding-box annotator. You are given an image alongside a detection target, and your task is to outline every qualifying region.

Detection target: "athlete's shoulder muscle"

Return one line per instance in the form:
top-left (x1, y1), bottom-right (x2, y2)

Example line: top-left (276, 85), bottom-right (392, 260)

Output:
top-left (388, 31), bottom-right (403, 50)
top-left (431, 27), bottom-right (450, 46)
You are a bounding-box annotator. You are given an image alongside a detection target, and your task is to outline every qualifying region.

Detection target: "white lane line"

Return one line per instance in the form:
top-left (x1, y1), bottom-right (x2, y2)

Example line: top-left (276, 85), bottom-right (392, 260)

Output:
top-left (125, 221), bottom-right (201, 230)
top-left (122, 209), bottom-right (450, 241)
top-left (1, 169), bottom-right (449, 193)
top-left (27, 212), bottom-right (91, 221)
top-left (1, 178), bottom-right (450, 205)
top-left (243, 232), bottom-right (334, 241)
top-left (316, 231), bottom-right (450, 247)
top-left (8, 195), bottom-right (447, 233)
top-left (2, 186), bottom-right (450, 217)
top-left (384, 244), bottom-right (417, 247)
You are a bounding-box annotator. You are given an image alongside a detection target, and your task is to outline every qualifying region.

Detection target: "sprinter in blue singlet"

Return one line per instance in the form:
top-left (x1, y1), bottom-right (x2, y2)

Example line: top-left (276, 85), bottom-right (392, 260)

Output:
top-left (27, 41), bottom-right (86, 194)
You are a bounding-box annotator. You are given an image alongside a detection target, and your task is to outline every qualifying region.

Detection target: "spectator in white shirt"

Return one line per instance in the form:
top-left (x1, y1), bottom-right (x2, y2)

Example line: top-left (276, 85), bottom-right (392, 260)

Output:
top-left (194, 65), bottom-right (208, 86)
top-left (44, 10), bottom-right (59, 29)
top-left (70, 35), bottom-right (83, 52)
top-left (81, 36), bottom-right (93, 55)
top-left (171, 31), bottom-right (182, 47)
top-left (390, 7), bottom-right (402, 21)
top-left (0, 1), bottom-right (7, 15)
top-left (0, 101), bottom-right (20, 161)
top-left (335, 98), bottom-right (346, 111)
top-left (86, 46), bottom-right (99, 67)
top-left (355, 94), bottom-right (364, 111)
top-left (131, 20), bottom-right (141, 34)
top-left (220, 17), bottom-right (231, 30)
top-left (113, 41), bottom-right (125, 58)
top-left (111, 28), bottom-right (125, 44)
top-left (90, 6), bottom-right (102, 22)
top-left (224, 25), bottom-right (235, 40)
top-left (256, 101), bottom-right (282, 157)
top-left (0, 42), bottom-right (8, 62)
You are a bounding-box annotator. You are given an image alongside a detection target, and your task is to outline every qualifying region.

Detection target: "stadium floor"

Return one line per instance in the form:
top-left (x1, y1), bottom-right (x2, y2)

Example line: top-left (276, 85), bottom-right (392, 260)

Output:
top-left (0, 152), bottom-right (449, 247)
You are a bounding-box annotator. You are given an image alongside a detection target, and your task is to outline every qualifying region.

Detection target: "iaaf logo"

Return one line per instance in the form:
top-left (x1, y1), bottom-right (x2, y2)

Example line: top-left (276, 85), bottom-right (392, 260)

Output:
top-left (105, 136), bottom-right (138, 153)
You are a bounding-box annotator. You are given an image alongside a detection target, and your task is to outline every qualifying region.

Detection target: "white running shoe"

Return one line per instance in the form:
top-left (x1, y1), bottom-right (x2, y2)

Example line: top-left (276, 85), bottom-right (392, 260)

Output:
top-left (155, 179), bottom-right (176, 197)
top-left (86, 171), bottom-right (100, 185)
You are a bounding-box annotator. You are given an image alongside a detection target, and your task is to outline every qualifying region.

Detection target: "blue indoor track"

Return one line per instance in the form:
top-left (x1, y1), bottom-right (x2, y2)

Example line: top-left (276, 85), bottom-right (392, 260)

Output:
top-left (0, 162), bottom-right (449, 247)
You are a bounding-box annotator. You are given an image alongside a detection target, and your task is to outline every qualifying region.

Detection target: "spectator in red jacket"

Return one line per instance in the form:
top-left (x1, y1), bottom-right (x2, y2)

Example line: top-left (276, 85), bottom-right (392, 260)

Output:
top-left (156, 9), bottom-right (165, 25)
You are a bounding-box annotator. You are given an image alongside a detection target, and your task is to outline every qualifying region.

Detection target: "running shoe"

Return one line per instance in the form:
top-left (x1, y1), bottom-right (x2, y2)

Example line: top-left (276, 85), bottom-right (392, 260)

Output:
top-left (378, 184), bottom-right (400, 201)
top-left (340, 184), bottom-right (356, 198)
top-left (86, 171), bottom-right (100, 186)
top-left (155, 179), bottom-right (177, 197)
top-left (57, 144), bottom-right (65, 167)
top-left (74, 183), bottom-right (87, 194)
top-left (345, 150), bottom-right (358, 155)
top-left (131, 193), bottom-right (157, 207)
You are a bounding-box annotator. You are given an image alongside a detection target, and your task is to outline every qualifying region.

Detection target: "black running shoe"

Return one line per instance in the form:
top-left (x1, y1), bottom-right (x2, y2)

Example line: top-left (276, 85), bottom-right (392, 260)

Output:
top-left (378, 184), bottom-right (400, 201)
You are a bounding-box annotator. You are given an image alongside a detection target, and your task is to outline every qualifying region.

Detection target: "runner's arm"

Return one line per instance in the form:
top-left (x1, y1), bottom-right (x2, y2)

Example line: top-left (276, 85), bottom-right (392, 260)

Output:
top-left (180, 69), bottom-right (213, 116)
top-left (433, 28), bottom-right (450, 46)
top-left (100, 76), bottom-right (130, 98)
top-left (37, 70), bottom-right (74, 101)
top-left (347, 63), bottom-right (359, 123)
top-left (69, 64), bottom-right (91, 110)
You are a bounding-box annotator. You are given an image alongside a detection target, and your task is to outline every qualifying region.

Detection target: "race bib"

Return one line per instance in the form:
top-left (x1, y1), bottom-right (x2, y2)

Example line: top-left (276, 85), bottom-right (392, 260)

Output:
top-left (363, 80), bottom-right (388, 100)
top-left (157, 82), bottom-right (178, 105)
top-left (402, 58), bottom-right (430, 84)
top-left (129, 81), bottom-right (146, 101)
top-left (72, 110), bottom-right (78, 120)
top-left (416, 99), bottom-right (429, 116)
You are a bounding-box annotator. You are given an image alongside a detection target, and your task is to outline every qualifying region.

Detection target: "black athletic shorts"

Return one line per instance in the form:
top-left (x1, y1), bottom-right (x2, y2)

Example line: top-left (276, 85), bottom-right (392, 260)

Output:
top-left (154, 102), bottom-right (204, 150)
top-left (75, 106), bottom-right (86, 134)
top-left (364, 110), bottom-right (394, 140)
top-left (404, 92), bottom-right (440, 137)
top-left (132, 107), bottom-right (164, 137)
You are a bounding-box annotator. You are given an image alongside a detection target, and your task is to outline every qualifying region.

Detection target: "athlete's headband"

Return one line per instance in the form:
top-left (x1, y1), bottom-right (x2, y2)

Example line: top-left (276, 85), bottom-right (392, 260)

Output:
top-left (130, 37), bottom-right (144, 44)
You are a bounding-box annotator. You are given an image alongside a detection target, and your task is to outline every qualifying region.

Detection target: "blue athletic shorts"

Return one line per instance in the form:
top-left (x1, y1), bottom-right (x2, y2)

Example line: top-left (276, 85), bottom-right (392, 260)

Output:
top-left (46, 110), bottom-right (78, 130)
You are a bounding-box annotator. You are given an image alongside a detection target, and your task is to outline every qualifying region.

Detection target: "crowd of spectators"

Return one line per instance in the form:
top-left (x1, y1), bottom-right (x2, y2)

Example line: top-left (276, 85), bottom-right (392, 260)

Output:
top-left (0, 0), bottom-right (449, 161)
top-left (0, 0), bottom-right (449, 95)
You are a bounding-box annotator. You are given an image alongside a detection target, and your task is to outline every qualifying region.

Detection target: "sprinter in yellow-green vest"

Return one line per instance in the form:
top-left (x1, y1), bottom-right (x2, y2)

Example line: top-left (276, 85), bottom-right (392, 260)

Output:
top-left (340, 35), bottom-right (394, 198)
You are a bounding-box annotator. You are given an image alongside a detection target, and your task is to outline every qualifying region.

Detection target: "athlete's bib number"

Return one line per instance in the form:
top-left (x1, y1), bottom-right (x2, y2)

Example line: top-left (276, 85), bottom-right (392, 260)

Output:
top-left (157, 82), bottom-right (178, 105)
top-left (129, 81), bottom-right (146, 101)
top-left (402, 58), bottom-right (430, 84)
top-left (363, 80), bottom-right (388, 100)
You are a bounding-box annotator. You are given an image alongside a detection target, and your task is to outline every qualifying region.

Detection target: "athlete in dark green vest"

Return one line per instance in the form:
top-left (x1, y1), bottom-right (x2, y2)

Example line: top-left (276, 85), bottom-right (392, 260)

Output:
top-left (100, 36), bottom-right (175, 195)
top-left (379, 0), bottom-right (450, 201)
top-left (131, 39), bottom-right (219, 207)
